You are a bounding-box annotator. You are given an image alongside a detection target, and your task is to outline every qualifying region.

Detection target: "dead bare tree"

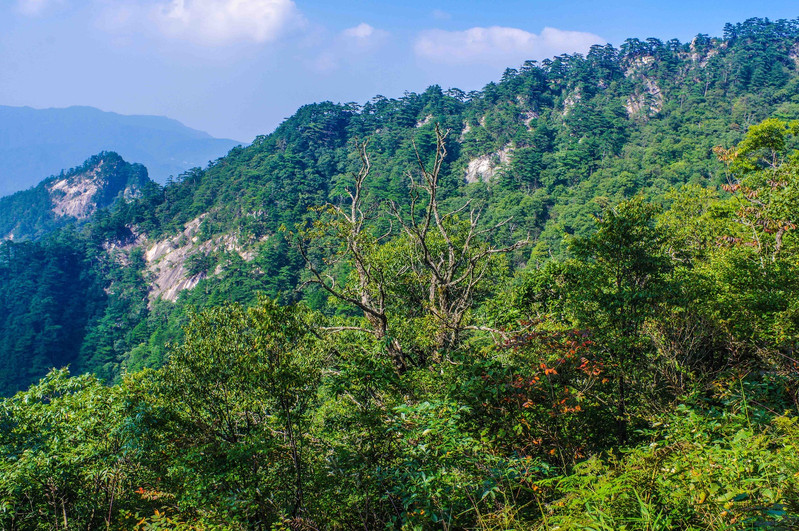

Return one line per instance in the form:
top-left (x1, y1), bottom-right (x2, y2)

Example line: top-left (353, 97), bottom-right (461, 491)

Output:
top-left (296, 139), bottom-right (407, 372)
top-left (298, 126), bottom-right (529, 368)
top-left (390, 124), bottom-right (529, 359)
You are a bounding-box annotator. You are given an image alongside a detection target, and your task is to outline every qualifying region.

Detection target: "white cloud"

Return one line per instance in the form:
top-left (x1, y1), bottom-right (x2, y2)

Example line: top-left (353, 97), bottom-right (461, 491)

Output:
top-left (309, 22), bottom-right (388, 72)
top-left (341, 22), bottom-right (388, 49)
top-left (16, 0), bottom-right (64, 16)
top-left (342, 22), bottom-right (374, 39)
top-left (431, 9), bottom-right (450, 21)
top-left (414, 26), bottom-right (602, 65)
top-left (151, 0), bottom-right (304, 45)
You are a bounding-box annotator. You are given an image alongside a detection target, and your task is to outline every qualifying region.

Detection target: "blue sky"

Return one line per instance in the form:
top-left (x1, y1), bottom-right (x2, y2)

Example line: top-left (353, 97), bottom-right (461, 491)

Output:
top-left (2, 0), bottom-right (797, 142)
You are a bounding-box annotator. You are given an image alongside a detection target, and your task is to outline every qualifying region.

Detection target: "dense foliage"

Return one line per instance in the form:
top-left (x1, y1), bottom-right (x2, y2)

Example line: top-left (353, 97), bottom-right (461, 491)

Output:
top-left (1, 17), bottom-right (799, 528)
top-left (1, 113), bottom-right (797, 529)
top-left (0, 233), bottom-right (107, 394)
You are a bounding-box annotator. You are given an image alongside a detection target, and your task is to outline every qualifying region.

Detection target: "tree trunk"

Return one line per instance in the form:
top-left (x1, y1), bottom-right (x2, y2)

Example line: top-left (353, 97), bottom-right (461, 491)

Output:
top-left (617, 374), bottom-right (628, 444)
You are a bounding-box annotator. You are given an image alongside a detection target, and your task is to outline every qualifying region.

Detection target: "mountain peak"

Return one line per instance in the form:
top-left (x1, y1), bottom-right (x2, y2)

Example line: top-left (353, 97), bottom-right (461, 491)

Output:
top-left (46, 152), bottom-right (144, 220)
top-left (0, 152), bottom-right (152, 241)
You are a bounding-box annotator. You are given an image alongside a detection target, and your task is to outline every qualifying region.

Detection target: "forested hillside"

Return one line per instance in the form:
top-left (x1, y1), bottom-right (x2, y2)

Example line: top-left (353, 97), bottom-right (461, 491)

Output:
top-left (0, 152), bottom-right (152, 394)
top-left (0, 152), bottom-right (152, 241)
top-left (5, 17), bottom-right (799, 391)
top-left (0, 17), bottom-right (798, 529)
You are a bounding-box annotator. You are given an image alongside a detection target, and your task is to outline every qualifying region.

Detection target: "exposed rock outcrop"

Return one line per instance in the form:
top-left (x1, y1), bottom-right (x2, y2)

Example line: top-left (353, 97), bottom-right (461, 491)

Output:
top-left (563, 88), bottom-right (582, 116)
top-left (45, 153), bottom-right (148, 221)
top-left (464, 145), bottom-right (512, 184)
top-left (0, 152), bottom-right (151, 242)
top-left (49, 164), bottom-right (104, 219)
top-left (625, 77), bottom-right (663, 117)
top-left (415, 115), bottom-right (433, 128)
top-left (521, 110), bottom-right (539, 128)
top-left (144, 215), bottom-right (257, 303)
top-left (624, 56), bottom-right (664, 118)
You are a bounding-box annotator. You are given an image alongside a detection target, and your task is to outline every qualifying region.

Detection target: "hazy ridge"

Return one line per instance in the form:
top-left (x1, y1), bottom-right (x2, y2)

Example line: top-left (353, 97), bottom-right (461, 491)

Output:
top-left (0, 105), bottom-right (241, 197)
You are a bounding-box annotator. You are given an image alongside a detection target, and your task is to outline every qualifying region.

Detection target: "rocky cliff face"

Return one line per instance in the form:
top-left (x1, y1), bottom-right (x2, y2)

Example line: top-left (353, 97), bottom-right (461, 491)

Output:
top-left (0, 152), bottom-right (151, 241)
top-left (48, 152), bottom-right (148, 219)
top-left (48, 163), bottom-right (105, 219)
top-left (142, 215), bottom-right (258, 304)
top-left (464, 145), bottom-right (513, 183)
top-left (624, 58), bottom-right (664, 118)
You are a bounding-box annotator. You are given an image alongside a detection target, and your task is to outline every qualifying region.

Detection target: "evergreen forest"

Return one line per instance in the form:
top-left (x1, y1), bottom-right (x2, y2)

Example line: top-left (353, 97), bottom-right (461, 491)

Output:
top-left (1, 17), bottom-right (799, 529)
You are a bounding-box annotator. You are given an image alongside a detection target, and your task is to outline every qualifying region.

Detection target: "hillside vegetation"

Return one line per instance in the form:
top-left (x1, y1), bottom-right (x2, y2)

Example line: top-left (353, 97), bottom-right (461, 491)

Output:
top-left (0, 17), bottom-right (798, 529)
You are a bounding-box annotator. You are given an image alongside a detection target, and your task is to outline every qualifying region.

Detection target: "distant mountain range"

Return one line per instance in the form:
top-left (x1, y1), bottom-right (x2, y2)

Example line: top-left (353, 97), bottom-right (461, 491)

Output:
top-left (0, 105), bottom-right (242, 197)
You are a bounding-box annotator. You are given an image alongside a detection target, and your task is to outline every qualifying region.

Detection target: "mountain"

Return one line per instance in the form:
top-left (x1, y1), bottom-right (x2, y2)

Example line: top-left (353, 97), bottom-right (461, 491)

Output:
top-left (0, 152), bottom-right (152, 241)
top-left (4, 17), bottom-right (799, 392)
top-left (0, 17), bottom-right (798, 529)
top-left (0, 105), bottom-right (241, 197)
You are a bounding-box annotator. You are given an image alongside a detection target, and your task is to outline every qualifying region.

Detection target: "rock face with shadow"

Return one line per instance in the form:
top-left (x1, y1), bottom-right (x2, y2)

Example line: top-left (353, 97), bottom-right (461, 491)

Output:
top-left (0, 152), bottom-right (151, 241)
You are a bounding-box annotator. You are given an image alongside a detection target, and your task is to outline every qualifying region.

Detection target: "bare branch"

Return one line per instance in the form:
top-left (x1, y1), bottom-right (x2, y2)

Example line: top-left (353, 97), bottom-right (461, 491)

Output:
top-left (320, 326), bottom-right (373, 333)
top-left (295, 138), bottom-right (407, 372)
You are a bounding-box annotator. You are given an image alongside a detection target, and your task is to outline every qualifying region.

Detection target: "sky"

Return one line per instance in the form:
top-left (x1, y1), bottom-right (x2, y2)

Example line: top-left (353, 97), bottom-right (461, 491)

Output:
top-left (2, 0), bottom-right (798, 142)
